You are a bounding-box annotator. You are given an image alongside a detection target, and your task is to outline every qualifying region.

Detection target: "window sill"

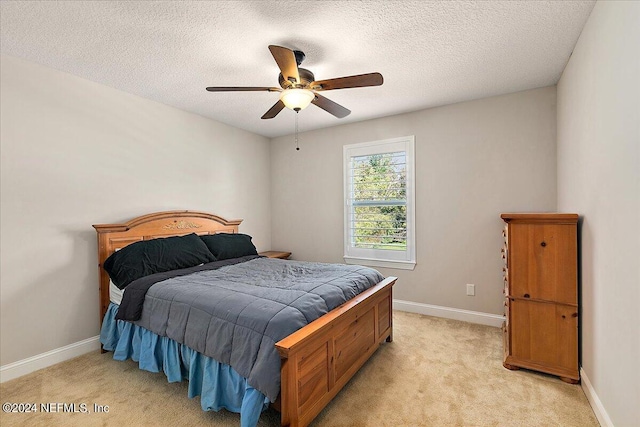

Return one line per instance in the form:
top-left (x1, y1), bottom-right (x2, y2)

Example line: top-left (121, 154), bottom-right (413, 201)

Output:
top-left (343, 256), bottom-right (416, 271)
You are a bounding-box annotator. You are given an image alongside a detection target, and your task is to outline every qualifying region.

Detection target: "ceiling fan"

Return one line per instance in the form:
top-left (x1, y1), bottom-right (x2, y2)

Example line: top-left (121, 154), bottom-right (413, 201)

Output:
top-left (206, 45), bottom-right (383, 120)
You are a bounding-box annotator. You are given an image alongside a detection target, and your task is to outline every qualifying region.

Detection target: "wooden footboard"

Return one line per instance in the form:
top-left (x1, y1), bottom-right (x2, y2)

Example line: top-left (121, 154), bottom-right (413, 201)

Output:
top-left (275, 276), bottom-right (396, 427)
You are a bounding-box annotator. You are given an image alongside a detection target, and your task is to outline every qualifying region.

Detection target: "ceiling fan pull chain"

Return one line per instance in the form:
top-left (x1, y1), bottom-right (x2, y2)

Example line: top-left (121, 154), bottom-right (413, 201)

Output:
top-left (295, 111), bottom-right (300, 151)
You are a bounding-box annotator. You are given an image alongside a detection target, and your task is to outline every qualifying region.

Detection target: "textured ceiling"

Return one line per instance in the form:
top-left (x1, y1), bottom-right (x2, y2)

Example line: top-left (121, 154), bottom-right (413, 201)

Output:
top-left (0, 1), bottom-right (595, 138)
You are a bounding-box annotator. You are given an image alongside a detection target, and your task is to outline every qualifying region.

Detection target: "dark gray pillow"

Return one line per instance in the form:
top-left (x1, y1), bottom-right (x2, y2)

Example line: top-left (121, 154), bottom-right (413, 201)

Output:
top-left (104, 233), bottom-right (216, 289)
top-left (199, 233), bottom-right (258, 261)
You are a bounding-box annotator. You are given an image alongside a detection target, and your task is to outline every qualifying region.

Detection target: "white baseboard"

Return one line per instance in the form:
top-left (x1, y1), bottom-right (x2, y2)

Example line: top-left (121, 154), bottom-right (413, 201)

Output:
top-left (393, 299), bottom-right (505, 328)
top-left (580, 367), bottom-right (613, 427)
top-left (0, 335), bottom-right (101, 383)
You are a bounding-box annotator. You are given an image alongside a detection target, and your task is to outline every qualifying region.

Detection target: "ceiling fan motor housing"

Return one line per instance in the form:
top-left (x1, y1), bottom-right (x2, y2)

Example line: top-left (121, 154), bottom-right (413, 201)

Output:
top-left (279, 67), bottom-right (315, 89)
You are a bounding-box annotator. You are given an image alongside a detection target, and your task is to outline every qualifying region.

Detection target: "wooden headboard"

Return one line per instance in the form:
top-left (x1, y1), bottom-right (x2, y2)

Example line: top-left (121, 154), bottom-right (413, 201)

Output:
top-left (92, 210), bottom-right (242, 324)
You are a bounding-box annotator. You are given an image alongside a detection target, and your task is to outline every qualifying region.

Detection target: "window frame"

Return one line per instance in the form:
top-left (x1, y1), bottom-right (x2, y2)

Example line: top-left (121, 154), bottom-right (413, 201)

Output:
top-left (343, 136), bottom-right (416, 270)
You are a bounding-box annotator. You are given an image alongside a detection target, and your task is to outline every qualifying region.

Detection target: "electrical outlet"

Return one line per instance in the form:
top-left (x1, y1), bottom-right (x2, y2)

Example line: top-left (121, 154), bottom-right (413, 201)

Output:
top-left (466, 284), bottom-right (475, 296)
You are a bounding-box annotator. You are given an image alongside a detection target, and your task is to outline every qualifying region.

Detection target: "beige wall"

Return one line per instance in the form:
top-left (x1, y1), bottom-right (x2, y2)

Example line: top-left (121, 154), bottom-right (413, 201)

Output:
top-left (0, 55), bottom-right (272, 365)
top-left (270, 87), bottom-right (557, 315)
top-left (557, 1), bottom-right (640, 425)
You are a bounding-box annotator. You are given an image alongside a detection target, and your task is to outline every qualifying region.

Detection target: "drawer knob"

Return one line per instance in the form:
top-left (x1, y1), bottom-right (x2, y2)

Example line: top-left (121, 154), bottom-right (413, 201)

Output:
top-left (540, 241), bottom-right (547, 247)
top-left (524, 293), bottom-right (530, 298)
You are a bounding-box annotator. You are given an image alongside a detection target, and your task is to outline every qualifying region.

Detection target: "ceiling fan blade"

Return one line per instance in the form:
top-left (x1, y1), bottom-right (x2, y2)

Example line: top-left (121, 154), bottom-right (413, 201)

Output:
top-left (311, 93), bottom-right (350, 118)
top-left (261, 100), bottom-right (285, 119)
top-left (268, 45), bottom-right (300, 85)
top-left (206, 87), bottom-right (281, 92)
top-left (310, 72), bottom-right (383, 91)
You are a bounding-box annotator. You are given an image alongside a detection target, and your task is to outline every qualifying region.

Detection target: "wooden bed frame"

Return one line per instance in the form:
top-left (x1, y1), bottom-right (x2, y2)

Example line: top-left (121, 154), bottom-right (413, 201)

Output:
top-left (93, 210), bottom-right (396, 427)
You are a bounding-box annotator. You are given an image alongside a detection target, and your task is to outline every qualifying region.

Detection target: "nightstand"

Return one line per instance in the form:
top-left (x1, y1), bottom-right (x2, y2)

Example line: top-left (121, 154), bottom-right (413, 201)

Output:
top-left (259, 251), bottom-right (292, 259)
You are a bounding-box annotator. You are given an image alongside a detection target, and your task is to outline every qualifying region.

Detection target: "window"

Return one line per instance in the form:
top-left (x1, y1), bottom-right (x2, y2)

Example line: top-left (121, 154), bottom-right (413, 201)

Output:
top-left (343, 136), bottom-right (415, 270)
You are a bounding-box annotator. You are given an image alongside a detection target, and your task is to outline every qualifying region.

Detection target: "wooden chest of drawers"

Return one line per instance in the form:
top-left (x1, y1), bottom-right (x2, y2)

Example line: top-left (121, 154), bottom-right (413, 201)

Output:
top-left (501, 213), bottom-right (579, 383)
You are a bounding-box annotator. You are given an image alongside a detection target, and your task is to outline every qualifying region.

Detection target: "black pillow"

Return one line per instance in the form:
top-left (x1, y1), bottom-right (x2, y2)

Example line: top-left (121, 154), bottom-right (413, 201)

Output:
top-left (199, 233), bottom-right (258, 261)
top-left (104, 233), bottom-right (216, 289)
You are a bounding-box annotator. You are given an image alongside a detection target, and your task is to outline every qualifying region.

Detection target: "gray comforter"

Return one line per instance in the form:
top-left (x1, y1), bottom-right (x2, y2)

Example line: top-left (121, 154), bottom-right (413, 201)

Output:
top-left (133, 257), bottom-right (384, 401)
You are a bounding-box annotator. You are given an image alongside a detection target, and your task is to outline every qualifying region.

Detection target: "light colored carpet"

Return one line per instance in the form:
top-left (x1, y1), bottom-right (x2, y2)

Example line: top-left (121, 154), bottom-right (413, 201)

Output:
top-left (0, 311), bottom-right (598, 426)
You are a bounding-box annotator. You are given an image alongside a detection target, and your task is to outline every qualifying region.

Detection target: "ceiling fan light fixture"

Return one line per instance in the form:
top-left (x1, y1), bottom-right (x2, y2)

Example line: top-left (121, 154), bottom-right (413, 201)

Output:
top-left (279, 88), bottom-right (315, 111)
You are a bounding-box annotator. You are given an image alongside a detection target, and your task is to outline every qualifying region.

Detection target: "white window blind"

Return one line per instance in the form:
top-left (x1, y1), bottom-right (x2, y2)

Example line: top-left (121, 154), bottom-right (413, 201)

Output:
top-left (344, 136), bottom-right (415, 270)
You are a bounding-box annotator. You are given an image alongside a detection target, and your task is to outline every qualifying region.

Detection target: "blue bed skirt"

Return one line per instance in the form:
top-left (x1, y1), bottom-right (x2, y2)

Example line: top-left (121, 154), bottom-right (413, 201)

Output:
top-left (99, 303), bottom-right (270, 427)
